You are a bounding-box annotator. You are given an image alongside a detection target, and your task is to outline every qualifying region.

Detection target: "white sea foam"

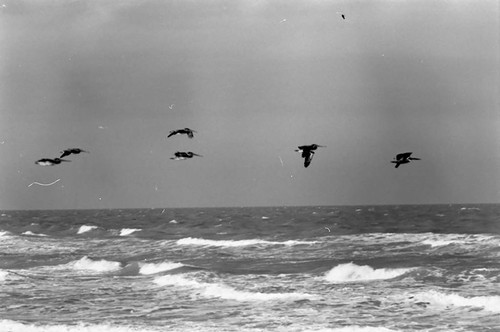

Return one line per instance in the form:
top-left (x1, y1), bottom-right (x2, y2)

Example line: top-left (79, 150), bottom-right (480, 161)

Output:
top-left (169, 219), bottom-right (178, 224)
top-left (77, 225), bottom-right (97, 234)
top-left (0, 320), bottom-right (158, 332)
top-left (22, 231), bottom-right (47, 237)
top-left (69, 256), bottom-right (121, 273)
top-left (0, 270), bottom-right (8, 281)
top-left (0, 231), bottom-right (9, 237)
top-left (176, 237), bottom-right (316, 247)
top-left (139, 261), bottom-right (184, 275)
top-left (154, 274), bottom-right (316, 301)
top-left (412, 290), bottom-right (500, 313)
top-left (119, 228), bottom-right (141, 236)
top-left (325, 263), bottom-right (413, 283)
top-left (305, 327), bottom-right (400, 332)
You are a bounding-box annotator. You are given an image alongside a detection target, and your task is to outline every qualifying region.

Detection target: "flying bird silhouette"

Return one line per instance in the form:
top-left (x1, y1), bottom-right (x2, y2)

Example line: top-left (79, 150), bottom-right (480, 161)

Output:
top-left (391, 152), bottom-right (421, 168)
top-left (295, 144), bottom-right (326, 168)
top-left (170, 151), bottom-right (203, 160)
top-left (60, 148), bottom-right (89, 159)
top-left (167, 128), bottom-right (196, 139)
top-left (35, 158), bottom-right (71, 166)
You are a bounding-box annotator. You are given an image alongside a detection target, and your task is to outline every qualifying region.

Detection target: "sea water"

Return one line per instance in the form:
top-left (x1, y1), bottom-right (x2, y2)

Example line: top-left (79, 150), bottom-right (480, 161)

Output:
top-left (0, 205), bottom-right (499, 331)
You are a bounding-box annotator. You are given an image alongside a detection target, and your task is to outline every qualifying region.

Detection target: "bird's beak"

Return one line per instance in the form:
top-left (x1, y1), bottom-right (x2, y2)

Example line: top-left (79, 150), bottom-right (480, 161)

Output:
top-left (318, 145), bottom-right (326, 148)
top-left (194, 154), bottom-right (203, 157)
top-left (60, 159), bottom-right (71, 162)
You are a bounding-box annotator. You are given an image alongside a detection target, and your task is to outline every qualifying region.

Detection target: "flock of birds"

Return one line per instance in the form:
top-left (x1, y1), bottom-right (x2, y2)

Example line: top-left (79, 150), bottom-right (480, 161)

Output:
top-left (35, 127), bottom-right (421, 169)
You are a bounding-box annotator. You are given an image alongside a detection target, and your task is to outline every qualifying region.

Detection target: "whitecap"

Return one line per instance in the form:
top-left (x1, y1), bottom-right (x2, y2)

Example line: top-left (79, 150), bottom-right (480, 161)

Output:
top-left (305, 327), bottom-right (401, 332)
top-left (169, 219), bottom-right (178, 224)
top-left (154, 274), bottom-right (316, 301)
top-left (119, 228), bottom-right (141, 236)
top-left (411, 290), bottom-right (500, 313)
top-left (176, 237), bottom-right (316, 247)
top-left (325, 263), bottom-right (413, 283)
top-left (70, 256), bottom-right (121, 273)
top-left (22, 231), bottom-right (47, 237)
top-left (0, 270), bottom-right (8, 281)
top-left (0, 319), bottom-right (159, 332)
top-left (139, 261), bottom-right (184, 275)
top-left (77, 225), bottom-right (97, 234)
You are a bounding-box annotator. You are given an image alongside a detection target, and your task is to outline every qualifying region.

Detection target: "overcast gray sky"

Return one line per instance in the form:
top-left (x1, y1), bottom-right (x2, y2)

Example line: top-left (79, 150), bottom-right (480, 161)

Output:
top-left (1, 0), bottom-right (499, 210)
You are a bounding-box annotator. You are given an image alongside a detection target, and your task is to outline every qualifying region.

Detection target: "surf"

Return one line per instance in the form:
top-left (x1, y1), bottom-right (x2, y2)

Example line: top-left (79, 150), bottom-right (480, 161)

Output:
top-left (324, 263), bottom-right (414, 283)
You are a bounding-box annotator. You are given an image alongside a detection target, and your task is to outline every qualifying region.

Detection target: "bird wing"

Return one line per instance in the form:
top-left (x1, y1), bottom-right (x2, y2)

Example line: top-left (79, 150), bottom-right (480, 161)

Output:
top-left (60, 150), bottom-right (71, 158)
top-left (167, 131), bottom-right (177, 138)
top-left (396, 152), bottom-right (412, 161)
top-left (304, 151), bottom-right (314, 168)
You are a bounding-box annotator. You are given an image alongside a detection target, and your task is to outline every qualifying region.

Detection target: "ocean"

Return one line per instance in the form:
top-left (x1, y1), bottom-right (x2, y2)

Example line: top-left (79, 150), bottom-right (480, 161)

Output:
top-left (0, 205), bottom-right (499, 332)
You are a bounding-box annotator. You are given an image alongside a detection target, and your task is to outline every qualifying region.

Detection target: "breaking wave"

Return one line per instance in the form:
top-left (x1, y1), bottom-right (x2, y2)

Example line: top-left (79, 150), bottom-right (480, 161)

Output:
top-left (305, 327), bottom-right (401, 332)
top-left (325, 263), bottom-right (413, 283)
top-left (154, 274), bottom-right (316, 301)
top-left (77, 225), bottom-right (98, 234)
top-left (176, 237), bottom-right (316, 247)
top-left (22, 231), bottom-right (48, 237)
top-left (68, 256), bottom-right (121, 273)
top-left (139, 261), bottom-right (184, 275)
top-left (0, 320), bottom-right (158, 332)
top-left (119, 228), bottom-right (141, 236)
top-left (411, 290), bottom-right (500, 313)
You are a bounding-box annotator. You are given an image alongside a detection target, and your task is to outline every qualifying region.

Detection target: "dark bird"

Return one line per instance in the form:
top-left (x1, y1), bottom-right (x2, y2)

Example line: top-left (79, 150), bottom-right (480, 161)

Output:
top-left (35, 158), bottom-right (71, 166)
top-left (60, 148), bottom-right (89, 159)
top-left (170, 151), bottom-right (203, 160)
top-left (295, 144), bottom-right (326, 168)
top-left (391, 152), bottom-right (421, 168)
top-left (341, 14), bottom-right (345, 20)
top-left (167, 128), bottom-right (196, 139)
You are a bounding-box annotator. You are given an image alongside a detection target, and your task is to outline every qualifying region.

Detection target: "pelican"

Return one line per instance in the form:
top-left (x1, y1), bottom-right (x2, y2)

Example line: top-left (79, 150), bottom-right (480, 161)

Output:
top-left (391, 152), bottom-right (421, 168)
top-left (170, 151), bottom-right (203, 160)
top-left (295, 144), bottom-right (326, 168)
top-left (167, 128), bottom-right (196, 139)
top-left (60, 148), bottom-right (89, 159)
top-left (35, 158), bottom-right (71, 166)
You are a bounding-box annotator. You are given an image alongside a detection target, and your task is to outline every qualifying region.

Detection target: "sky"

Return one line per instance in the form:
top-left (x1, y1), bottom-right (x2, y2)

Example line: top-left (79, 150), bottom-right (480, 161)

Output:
top-left (1, 0), bottom-right (499, 210)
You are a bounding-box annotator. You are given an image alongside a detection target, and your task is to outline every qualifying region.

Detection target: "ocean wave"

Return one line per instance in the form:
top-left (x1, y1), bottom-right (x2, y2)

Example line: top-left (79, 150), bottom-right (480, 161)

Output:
top-left (325, 263), bottom-right (413, 283)
top-left (305, 327), bottom-right (401, 332)
top-left (77, 225), bottom-right (98, 234)
top-left (22, 231), bottom-right (48, 237)
top-left (411, 290), bottom-right (500, 313)
top-left (0, 320), bottom-right (158, 332)
top-left (139, 261), bottom-right (184, 275)
top-left (119, 228), bottom-right (142, 236)
top-left (0, 270), bottom-right (8, 281)
top-left (69, 256), bottom-right (121, 273)
top-left (176, 237), bottom-right (317, 247)
top-left (0, 230), bottom-right (10, 237)
top-left (154, 274), bottom-right (316, 301)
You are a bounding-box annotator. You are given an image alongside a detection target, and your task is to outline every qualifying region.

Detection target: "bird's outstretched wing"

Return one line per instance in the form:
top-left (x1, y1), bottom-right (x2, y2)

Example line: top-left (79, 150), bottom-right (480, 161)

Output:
top-left (304, 151), bottom-right (314, 168)
top-left (60, 150), bottom-right (71, 158)
top-left (396, 152), bottom-right (412, 161)
top-left (167, 131), bottom-right (177, 138)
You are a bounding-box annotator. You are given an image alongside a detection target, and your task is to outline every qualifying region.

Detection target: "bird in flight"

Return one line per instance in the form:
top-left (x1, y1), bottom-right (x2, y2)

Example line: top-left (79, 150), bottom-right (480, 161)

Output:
top-left (35, 158), bottom-right (71, 166)
top-left (167, 128), bottom-right (196, 139)
top-left (391, 152), bottom-right (421, 168)
top-left (60, 148), bottom-right (89, 159)
top-left (170, 151), bottom-right (203, 160)
top-left (295, 144), bottom-right (326, 168)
